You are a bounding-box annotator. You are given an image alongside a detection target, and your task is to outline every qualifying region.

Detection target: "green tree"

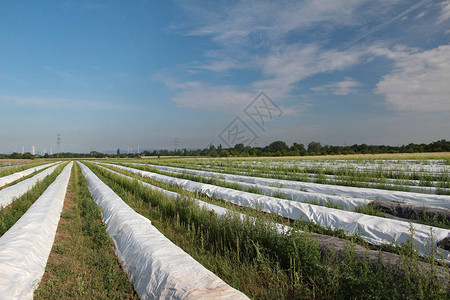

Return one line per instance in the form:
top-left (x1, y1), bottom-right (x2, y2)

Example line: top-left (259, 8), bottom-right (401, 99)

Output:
top-left (307, 141), bottom-right (322, 154)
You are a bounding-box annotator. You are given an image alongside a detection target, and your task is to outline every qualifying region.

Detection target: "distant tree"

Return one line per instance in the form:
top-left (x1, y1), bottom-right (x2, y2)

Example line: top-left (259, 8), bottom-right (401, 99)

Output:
top-left (266, 141), bottom-right (288, 153)
top-left (22, 152), bottom-right (34, 159)
top-left (117, 148), bottom-right (120, 155)
top-left (234, 143), bottom-right (245, 153)
top-left (220, 150), bottom-right (229, 157)
top-left (307, 141), bottom-right (322, 154)
top-left (288, 146), bottom-right (300, 156)
top-left (293, 143), bottom-right (305, 152)
top-left (10, 152), bottom-right (21, 159)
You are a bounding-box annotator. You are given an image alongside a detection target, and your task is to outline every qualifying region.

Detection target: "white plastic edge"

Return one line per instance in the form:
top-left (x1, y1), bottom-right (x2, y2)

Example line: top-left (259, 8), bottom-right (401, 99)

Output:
top-left (0, 162), bottom-right (60, 188)
top-left (0, 162), bottom-right (63, 208)
top-left (78, 162), bottom-right (249, 300)
top-left (0, 162), bottom-right (72, 300)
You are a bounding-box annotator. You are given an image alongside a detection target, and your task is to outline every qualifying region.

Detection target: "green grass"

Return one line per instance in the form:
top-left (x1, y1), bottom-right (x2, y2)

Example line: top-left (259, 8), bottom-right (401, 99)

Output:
top-left (0, 163), bottom-right (67, 237)
top-left (85, 162), bottom-right (449, 299)
top-left (35, 162), bottom-right (138, 299)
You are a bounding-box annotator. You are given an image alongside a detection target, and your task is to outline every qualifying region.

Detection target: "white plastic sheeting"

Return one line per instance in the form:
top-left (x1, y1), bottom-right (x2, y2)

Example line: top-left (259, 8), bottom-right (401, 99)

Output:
top-left (134, 164), bottom-right (371, 211)
top-left (79, 162), bottom-right (249, 300)
top-left (101, 163), bottom-right (450, 262)
top-left (142, 163), bottom-right (450, 210)
top-left (0, 162), bottom-right (59, 188)
top-left (175, 165), bottom-right (447, 192)
top-left (95, 164), bottom-right (290, 235)
top-left (0, 162), bottom-right (63, 209)
top-left (219, 159), bottom-right (450, 174)
top-left (0, 162), bottom-right (72, 300)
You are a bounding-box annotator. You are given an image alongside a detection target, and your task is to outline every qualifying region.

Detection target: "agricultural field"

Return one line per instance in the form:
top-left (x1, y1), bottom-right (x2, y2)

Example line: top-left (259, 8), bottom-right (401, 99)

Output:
top-left (0, 155), bottom-right (449, 299)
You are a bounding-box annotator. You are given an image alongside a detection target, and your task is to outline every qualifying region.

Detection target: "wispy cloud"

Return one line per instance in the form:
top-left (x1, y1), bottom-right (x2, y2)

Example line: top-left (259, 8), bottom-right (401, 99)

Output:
top-left (163, 0), bottom-right (449, 116)
top-left (372, 44), bottom-right (450, 111)
top-left (254, 45), bottom-right (362, 98)
top-left (158, 75), bottom-right (254, 113)
top-left (438, 0), bottom-right (450, 23)
top-left (311, 77), bottom-right (362, 95)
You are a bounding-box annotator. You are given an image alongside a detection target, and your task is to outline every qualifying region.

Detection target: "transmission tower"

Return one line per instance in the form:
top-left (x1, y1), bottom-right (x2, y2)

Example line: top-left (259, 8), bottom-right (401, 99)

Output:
top-left (57, 134), bottom-right (61, 157)
top-left (174, 137), bottom-right (179, 151)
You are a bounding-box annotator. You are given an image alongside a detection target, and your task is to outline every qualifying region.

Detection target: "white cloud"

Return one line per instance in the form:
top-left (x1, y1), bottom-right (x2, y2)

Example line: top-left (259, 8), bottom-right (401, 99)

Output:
top-left (415, 11), bottom-right (426, 19)
top-left (159, 43), bottom-right (362, 113)
top-left (254, 45), bottom-right (362, 98)
top-left (163, 80), bottom-right (255, 113)
top-left (373, 45), bottom-right (450, 111)
top-left (438, 0), bottom-right (450, 23)
top-left (311, 77), bottom-right (362, 95)
top-left (184, 0), bottom-right (365, 73)
top-left (166, 0), bottom-right (444, 114)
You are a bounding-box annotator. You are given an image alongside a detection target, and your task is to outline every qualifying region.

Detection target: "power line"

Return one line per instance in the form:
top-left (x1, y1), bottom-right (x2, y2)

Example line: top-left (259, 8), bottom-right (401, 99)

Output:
top-left (57, 133), bottom-right (61, 157)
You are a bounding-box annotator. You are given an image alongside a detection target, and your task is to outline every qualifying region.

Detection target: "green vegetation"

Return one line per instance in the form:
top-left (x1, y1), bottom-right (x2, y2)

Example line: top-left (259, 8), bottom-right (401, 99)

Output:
top-left (0, 163), bottom-right (67, 237)
top-left (85, 162), bottom-right (448, 299)
top-left (140, 139), bottom-right (450, 157)
top-left (2, 140), bottom-right (449, 159)
top-left (35, 163), bottom-right (137, 299)
top-left (138, 157), bottom-right (449, 195)
top-left (0, 164), bottom-right (60, 192)
top-left (0, 161), bottom-right (48, 178)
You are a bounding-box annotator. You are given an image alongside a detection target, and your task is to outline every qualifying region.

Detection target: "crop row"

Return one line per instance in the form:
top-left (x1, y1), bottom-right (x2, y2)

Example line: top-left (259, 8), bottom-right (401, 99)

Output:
top-left (0, 159), bottom-right (448, 298)
top-left (143, 158), bottom-right (449, 194)
top-left (89, 161), bottom-right (449, 298)
top-left (98, 162), bottom-right (450, 262)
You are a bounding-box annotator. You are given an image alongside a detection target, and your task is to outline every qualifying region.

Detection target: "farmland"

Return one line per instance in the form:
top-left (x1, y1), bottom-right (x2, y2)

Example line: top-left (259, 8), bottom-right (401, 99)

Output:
top-left (0, 154), bottom-right (449, 299)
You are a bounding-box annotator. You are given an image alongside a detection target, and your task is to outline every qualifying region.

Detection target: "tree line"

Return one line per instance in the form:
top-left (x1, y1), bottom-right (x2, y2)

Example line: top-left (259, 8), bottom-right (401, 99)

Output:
top-left (1, 139), bottom-right (449, 159)
top-left (141, 139), bottom-right (450, 157)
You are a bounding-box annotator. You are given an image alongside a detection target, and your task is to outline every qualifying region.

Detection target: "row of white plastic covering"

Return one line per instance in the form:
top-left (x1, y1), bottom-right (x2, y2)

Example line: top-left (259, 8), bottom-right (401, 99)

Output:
top-left (0, 162), bottom-right (72, 300)
top-left (223, 159), bottom-right (450, 173)
top-left (100, 163), bottom-right (450, 262)
top-left (140, 163), bottom-right (450, 210)
top-left (182, 164), bottom-right (446, 190)
top-left (0, 162), bottom-right (63, 209)
top-left (130, 164), bottom-right (371, 211)
top-left (79, 162), bottom-right (249, 299)
top-left (0, 162), bottom-right (59, 188)
top-left (143, 165), bottom-right (449, 208)
top-left (95, 164), bottom-right (290, 235)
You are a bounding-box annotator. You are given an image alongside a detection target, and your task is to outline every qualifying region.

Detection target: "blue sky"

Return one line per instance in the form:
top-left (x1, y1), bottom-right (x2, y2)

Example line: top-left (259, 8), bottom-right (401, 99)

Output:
top-left (0, 0), bottom-right (449, 153)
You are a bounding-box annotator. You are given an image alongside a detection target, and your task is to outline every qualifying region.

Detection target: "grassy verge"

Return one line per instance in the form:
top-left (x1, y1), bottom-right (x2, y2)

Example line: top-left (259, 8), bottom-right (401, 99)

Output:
top-left (35, 163), bottom-right (137, 299)
top-left (0, 163), bottom-right (67, 237)
top-left (86, 162), bottom-right (449, 299)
